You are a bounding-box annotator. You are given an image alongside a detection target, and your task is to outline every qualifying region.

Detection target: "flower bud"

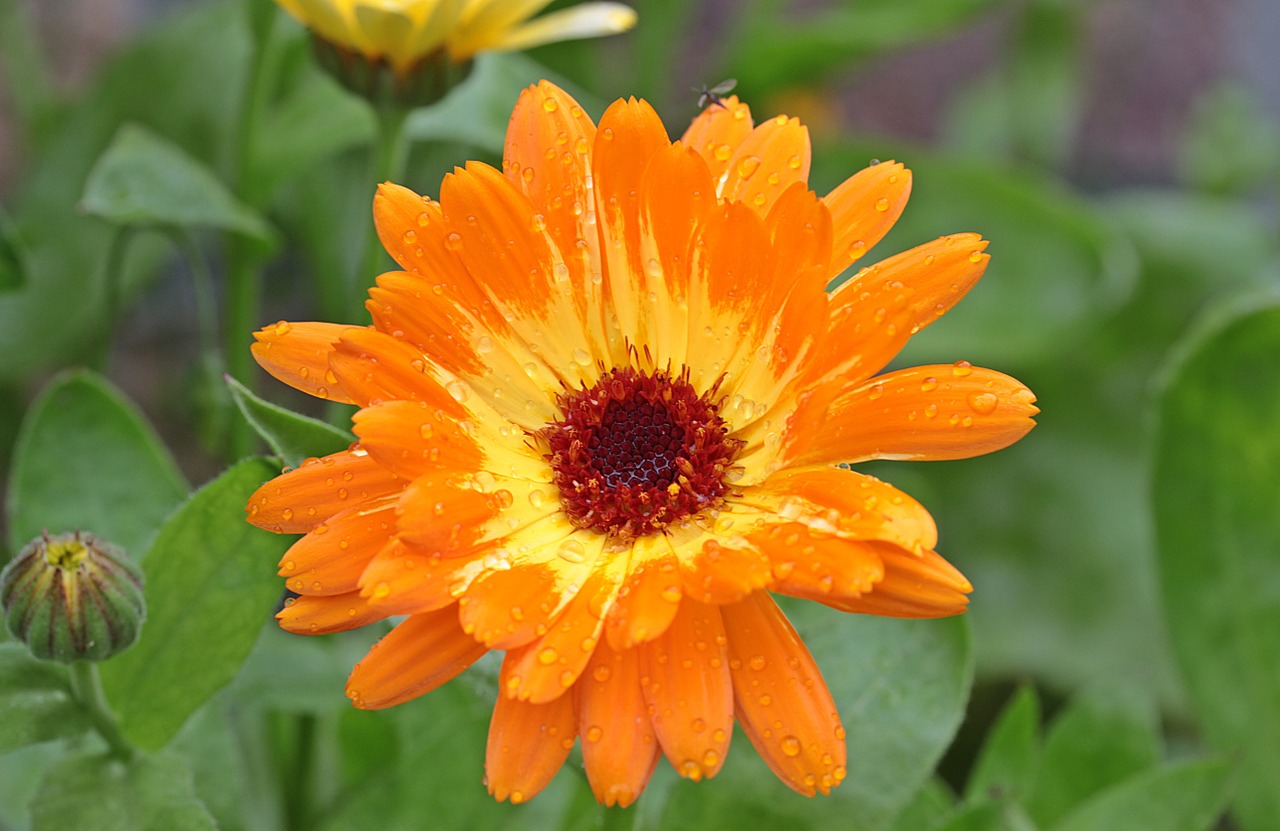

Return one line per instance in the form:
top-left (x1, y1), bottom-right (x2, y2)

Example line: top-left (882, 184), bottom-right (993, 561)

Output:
top-left (310, 36), bottom-right (473, 111)
top-left (0, 531), bottom-right (145, 663)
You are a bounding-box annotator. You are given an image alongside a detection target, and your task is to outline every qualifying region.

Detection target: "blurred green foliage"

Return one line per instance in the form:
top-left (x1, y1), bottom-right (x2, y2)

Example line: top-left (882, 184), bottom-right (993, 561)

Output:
top-left (1, 0), bottom-right (1277, 828)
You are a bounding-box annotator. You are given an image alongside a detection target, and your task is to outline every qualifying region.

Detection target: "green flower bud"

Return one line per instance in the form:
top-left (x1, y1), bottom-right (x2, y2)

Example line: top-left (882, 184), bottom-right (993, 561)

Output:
top-left (0, 531), bottom-right (145, 663)
top-left (310, 35), bottom-right (473, 111)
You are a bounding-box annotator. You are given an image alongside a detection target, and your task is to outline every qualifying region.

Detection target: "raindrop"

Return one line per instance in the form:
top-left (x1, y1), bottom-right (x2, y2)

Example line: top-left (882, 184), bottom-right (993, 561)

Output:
top-left (920, 376), bottom-right (939, 392)
top-left (874, 197), bottom-right (890, 212)
top-left (444, 232), bottom-right (463, 251)
top-left (557, 539), bottom-right (587, 563)
top-left (968, 392), bottom-right (998, 415)
top-left (951, 360), bottom-right (973, 377)
top-left (780, 735), bottom-right (801, 757)
top-left (537, 647), bottom-right (559, 665)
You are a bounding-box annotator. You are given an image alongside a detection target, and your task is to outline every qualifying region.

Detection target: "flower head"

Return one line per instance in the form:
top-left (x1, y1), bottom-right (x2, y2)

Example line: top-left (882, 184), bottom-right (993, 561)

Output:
top-left (277, 0), bottom-right (636, 97)
top-left (247, 82), bottom-right (1037, 806)
top-left (1, 531), bottom-right (145, 663)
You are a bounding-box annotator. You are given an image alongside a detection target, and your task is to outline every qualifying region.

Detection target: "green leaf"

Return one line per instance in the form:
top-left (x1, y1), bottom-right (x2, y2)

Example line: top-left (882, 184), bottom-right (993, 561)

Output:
top-left (1050, 758), bottom-right (1232, 831)
top-left (5, 369), bottom-right (187, 558)
top-left (1152, 296), bottom-right (1280, 831)
top-left (932, 802), bottom-right (1040, 831)
top-left (226, 375), bottom-right (353, 468)
top-left (0, 644), bottom-right (91, 752)
top-left (661, 610), bottom-right (972, 831)
top-left (81, 123), bottom-right (274, 244)
top-left (30, 751), bottom-right (216, 831)
top-left (1024, 684), bottom-right (1159, 827)
top-left (965, 686), bottom-right (1041, 804)
top-left (99, 458), bottom-right (291, 750)
top-left (889, 778), bottom-right (957, 831)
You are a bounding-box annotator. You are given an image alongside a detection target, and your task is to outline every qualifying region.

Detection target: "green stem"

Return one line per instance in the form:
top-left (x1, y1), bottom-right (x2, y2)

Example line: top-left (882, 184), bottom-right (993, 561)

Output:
top-left (68, 662), bottom-right (134, 761)
top-left (95, 227), bottom-right (136, 368)
top-left (172, 230), bottom-right (221, 363)
top-left (353, 104), bottom-right (411, 312)
top-left (223, 2), bottom-right (279, 460)
top-left (282, 713), bottom-right (318, 831)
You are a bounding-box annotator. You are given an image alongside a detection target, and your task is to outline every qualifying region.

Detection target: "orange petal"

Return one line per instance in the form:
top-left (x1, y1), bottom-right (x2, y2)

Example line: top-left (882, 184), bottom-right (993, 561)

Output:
top-left (605, 535), bottom-right (682, 651)
top-left (279, 502), bottom-right (396, 596)
top-left (395, 472), bottom-right (498, 553)
top-left (330, 327), bottom-right (469, 413)
top-left (791, 365), bottom-right (1038, 465)
top-left (722, 592), bottom-right (846, 796)
top-left (831, 233), bottom-right (989, 339)
top-left (823, 543), bottom-right (971, 619)
top-left (358, 538), bottom-right (485, 616)
top-left (718, 115), bottom-right (811, 214)
top-left (681, 95), bottom-right (754, 184)
top-left (351, 399), bottom-right (484, 480)
top-left (276, 591), bottom-right (387, 635)
top-left (503, 83), bottom-right (607, 357)
top-left (677, 532), bottom-right (773, 606)
top-left (575, 640), bottom-right (660, 807)
top-left (487, 656), bottom-right (578, 804)
top-left (502, 553), bottom-right (623, 704)
top-left (251, 321), bottom-right (359, 405)
top-left (745, 522), bottom-right (885, 606)
top-left (823, 161), bottom-right (911, 280)
top-left (246, 449), bottom-right (404, 534)
top-left (592, 95), bottom-right (671, 363)
top-left (366, 270), bottom-right (487, 380)
top-left (640, 600), bottom-right (733, 782)
top-left (743, 466), bottom-right (938, 552)
top-left (345, 606), bottom-right (486, 709)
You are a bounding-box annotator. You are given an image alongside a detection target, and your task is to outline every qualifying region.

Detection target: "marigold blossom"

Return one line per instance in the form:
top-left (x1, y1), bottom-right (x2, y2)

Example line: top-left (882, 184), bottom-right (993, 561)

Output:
top-left (274, 0), bottom-right (638, 75)
top-left (247, 81), bottom-right (1038, 807)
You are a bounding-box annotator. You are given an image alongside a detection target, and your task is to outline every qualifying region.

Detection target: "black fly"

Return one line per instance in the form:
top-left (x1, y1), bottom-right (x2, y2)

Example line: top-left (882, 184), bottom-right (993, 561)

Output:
top-left (695, 78), bottom-right (738, 110)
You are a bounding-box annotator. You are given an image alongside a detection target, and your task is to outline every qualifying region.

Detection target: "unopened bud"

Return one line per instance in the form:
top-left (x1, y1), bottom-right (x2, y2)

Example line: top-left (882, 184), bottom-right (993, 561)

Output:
top-left (310, 35), bottom-right (473, 110)
top-left (0, 531), bottom-right (145, 663)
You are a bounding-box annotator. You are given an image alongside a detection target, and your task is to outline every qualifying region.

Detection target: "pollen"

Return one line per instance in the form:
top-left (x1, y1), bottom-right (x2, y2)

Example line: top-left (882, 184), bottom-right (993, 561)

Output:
top-left (539, 367), bottom-right (741, 538)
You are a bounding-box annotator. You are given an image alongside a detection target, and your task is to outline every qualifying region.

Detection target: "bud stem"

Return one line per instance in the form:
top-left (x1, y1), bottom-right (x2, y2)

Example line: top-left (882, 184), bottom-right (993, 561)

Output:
top-left (68, 661), bottom-right (135, 761)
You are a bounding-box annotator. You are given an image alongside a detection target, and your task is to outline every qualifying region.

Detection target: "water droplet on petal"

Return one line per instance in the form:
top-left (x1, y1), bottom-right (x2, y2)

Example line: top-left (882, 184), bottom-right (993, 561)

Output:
top-left (920, 376), bottom-right (939, 392)
top-left (951, 360), bottom-right (973, 377)
top-left (968, 392), bottom-right (999, 415)
top-left (874, 197), bottom-right (890, 212)
top-left (444, 232), bottom-right (463, 251)
top-left (557, 539), bottom-right (587, 563)
top-left (780, 735), bottom-right (802, 757)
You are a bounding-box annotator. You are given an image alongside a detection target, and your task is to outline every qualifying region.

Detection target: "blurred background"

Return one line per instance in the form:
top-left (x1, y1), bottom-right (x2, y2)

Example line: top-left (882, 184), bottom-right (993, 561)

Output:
top-left (0, 0), bottom-right (1277, 828)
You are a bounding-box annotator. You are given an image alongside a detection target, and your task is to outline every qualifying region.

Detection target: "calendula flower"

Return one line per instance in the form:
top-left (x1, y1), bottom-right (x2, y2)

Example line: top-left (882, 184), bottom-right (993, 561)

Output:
top-left (247, 82), bottom-right (1037, 806)
top-left (277, 0), bottom-right (636, 105)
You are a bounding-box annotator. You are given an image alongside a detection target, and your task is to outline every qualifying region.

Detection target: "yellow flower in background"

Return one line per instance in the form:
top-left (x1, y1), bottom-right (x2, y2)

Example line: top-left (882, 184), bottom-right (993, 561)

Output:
top-left (247, 82), bottom-right (1037, 806)
top-left (275, 0), bottom-right (638, 75)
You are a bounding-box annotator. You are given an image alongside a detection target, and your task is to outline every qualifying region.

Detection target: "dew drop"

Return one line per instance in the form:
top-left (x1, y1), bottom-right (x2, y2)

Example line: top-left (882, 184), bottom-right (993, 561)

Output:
top-left (542, 97), bottom-right (559, 113)
top-left (475, 335), bottom-right (494, 354)
top-left (920, 376), bottom-right (939, 392)
top-left (402, 229), bottom-right (417, 245)
top-left (874, 197), bottom-right (890, 212)
top-left (713, 143), bottom-right (732, 161)
top-left (951, 360), bottom-right (973, 377)
top-left (553, 262), bottom-right (570, 283)
top-left (446, 380), bottom-right (470, 402)
top-left (557, 539), bottom-right (587, 563)
top-left (968, 392), bottom-right (999, 415)
top-left (586, 725), bottom-right (603, 743)
top-left (528, 489), bottom-right (547, 509)
top-left (846, 240), bottom-right (867, 261)
top-left (593, 665), bottom-right (611, 683)
top-left (968, 249), bottom-right (984, 264)
top-left (780, 735), bottom-right (802, 757)
top-left (660, 585), bottom-right (682, 603)
top-left (748, 654), bottom-right (766, 671)
top-left (787, 154), bottom-right (803, 170)
top-left (537, 647), bottom-right (559, 665)
top-left (419, 423), bottom-right (434, 439)
top-left (736, 155), bottom-right (762, 178)
top-left (702, 749), bottom-right (721, 768)
top-left (444, 232), bottom-right (463, 251)
top-left (572, 348), bottom-right (591, 366)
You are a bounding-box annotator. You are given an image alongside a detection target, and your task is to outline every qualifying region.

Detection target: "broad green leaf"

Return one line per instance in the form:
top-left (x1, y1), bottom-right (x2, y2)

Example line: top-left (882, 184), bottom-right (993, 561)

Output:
top-left (81, 123), bottom-right (274, 244)
top-left (226, 375), bottom-right (353, 468)
top-left (888, 778), bottom-right (957, 831)
top-left (1050, 758), bottom-right (1232, 831)
top-left (0, 644), bottom-right (90, 752)
top-left (5, 370), bottom-right (187, 558)
top-left (30, 751), bottom-right (216, 831)
top-left (933, 802), bottom-right (1040, 831)
top-left (661, 610), bottom-right (971, 831)
top-left (0, 744), bottom-right (62, 830)
top-left (227, 624), bottom-right (357, 714)
top-left (99, 458), bottom-right (290, 750)
top-left (1152, 297), bottom-right (1280, 831)
top-left (1024, 684), bottom-right (1159, 828)
top-left (965, 686), bottom-right (1040, 804)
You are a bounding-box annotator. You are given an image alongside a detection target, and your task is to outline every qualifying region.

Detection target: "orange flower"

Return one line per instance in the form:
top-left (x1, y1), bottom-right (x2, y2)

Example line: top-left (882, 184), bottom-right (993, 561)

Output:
top-left (247, 82), bottom-right (1037, 807)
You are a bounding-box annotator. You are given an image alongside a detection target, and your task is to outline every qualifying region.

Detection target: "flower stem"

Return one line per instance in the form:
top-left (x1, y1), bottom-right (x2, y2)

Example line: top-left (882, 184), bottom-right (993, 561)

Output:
top-left (96, 227), bottom-right (136, 365)
top-left (68, 661), bottom-right (135, 761)
top-left (353, 104), bottom-right (411, 312)
top-left (223, 1), bottom-right (279, 459)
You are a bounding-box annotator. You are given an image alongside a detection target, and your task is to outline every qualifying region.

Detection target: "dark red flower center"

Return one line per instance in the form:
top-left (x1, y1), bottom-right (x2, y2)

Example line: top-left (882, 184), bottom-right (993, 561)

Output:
top-left (539, 367), bottom-right (741, 539)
